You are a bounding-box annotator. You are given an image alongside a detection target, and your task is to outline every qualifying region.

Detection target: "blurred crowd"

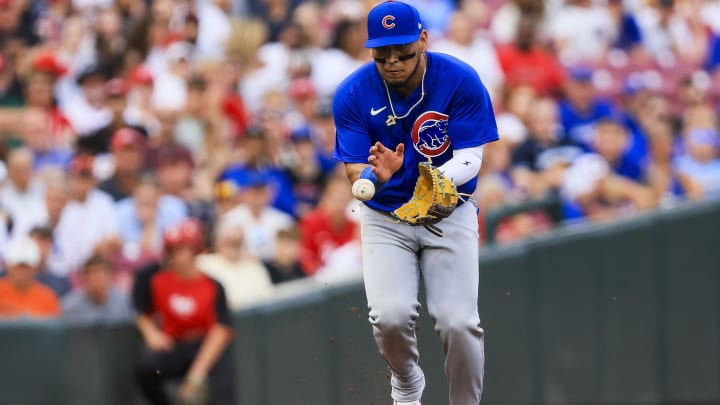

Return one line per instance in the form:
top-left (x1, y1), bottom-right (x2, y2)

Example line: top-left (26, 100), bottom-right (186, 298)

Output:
top-left (0, 0), bottom-right (718, 322)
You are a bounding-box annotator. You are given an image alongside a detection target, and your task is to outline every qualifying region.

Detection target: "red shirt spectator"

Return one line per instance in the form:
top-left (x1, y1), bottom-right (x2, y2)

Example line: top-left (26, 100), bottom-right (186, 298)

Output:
top-left (299, 176), bottom-right (357, 275)
top-left (496, 16), bottom-right (566, 96)
top-left (496, 44), bottom-right (567, 96)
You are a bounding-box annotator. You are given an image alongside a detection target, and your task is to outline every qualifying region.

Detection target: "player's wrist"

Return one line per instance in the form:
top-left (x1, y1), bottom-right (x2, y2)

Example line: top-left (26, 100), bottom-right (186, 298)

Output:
top-left (360, 166), bottom-right (386, 189)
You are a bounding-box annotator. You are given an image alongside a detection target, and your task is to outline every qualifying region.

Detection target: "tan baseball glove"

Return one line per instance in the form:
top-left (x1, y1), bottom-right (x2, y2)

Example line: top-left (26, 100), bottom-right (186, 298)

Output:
top-left (392, 162), bottom-right (459, 235)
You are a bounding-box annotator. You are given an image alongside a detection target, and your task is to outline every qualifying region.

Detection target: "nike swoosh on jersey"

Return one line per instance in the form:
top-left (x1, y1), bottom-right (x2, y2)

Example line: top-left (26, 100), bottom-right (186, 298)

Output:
top-left (370, 106), bottom-right (387, 116)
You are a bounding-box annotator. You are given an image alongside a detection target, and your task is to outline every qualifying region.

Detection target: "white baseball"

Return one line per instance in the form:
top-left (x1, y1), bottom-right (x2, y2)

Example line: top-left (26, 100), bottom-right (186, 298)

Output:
top-left (352, 178), bottom-right (375, 201)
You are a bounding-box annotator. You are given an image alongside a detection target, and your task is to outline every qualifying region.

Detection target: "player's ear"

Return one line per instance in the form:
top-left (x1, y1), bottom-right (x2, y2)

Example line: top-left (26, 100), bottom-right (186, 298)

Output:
top-left (419, 30), bottom-right (428, 52)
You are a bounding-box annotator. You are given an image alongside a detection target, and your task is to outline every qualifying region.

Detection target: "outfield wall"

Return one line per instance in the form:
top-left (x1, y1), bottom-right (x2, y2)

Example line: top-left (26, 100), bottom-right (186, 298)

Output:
top-left (1, 199), bottom-right (719, 405)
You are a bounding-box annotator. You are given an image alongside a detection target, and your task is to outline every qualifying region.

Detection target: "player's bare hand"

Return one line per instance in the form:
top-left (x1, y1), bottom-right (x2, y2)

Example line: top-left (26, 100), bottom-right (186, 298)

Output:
top-left (145, 329), bottom-right (174, 352)
top-left (368, 141), bottom-right (404, 183)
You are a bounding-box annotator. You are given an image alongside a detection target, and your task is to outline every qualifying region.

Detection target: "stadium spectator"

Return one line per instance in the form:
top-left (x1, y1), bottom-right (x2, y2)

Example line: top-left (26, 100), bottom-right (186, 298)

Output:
top-left (62, 254), bottom-right (132, 324)
top-left (606, 0), bottom-right (644, 56)
top-left (97, 127), bottom-right (148, 201)
top-left (548, 0), bottom-right (614, 64)
top-left (0, 236), bottom-right (61, 318)
top-left (263, 227), bottom-right (306, 284)
top-left (18, 107), bottom-right (73, 171)
top-left (53, 155), bottom-right (119, 275)
top-left (283, 126), bottom-right (331, 217)
top-left (559, 66), bottom-right (616, 150)
top-left (644, 120), bottom-right (702, 204)
top-left (60, 64), bottom-right (112, 137)
top-left (221, 170), bottom-right (295, 260)
top-left (133, 219), bottom-right (236, 405)
top-left (78, 79), bottom-right (148, 156)
top-left (496, 15), bottom-right (566, 96)
top-left (430, 10), bottom-right (504, 98)
top-left (591, 118), bottom-right (646, 182)
top-left (490, 0), bottom-right (547, 45)
top-left (197, 221), bottom-right (274, 310)
top-left (511, 97), bottom-right (582, 197)
top-left (0, 147), bottom-right (45, 238)
top-left (310, 18), bottom-right (366, 99)
top-left (674, 125), bottom-right (720, 198)
top-left (115, 174), bottom-right (187, 284)
top-left (561, 153), bottom-right (655, 221)
top-left (29, 225), bottom-right (71, 298)
top-left (298, 175), bottom-right (358, 277)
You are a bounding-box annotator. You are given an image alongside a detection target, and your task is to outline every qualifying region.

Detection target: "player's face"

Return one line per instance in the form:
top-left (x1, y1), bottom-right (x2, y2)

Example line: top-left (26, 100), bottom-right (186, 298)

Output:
top-left (372, 41), bottom-right (423, 88)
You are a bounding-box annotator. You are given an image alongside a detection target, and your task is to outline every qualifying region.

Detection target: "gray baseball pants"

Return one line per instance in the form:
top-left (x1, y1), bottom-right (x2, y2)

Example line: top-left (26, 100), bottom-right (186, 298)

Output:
top-left (359, 201), bottom-right (485, 405)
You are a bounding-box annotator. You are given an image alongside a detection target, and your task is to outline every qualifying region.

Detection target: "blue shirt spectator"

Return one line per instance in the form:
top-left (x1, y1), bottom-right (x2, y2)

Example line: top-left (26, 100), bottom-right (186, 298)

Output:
top-left (116, 182), bottom-right (188, 248)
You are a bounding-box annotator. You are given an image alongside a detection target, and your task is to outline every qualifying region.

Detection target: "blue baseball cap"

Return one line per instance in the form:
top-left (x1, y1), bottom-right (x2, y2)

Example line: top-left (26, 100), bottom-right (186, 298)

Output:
top-left (365, 1), bottom-right (423, 48)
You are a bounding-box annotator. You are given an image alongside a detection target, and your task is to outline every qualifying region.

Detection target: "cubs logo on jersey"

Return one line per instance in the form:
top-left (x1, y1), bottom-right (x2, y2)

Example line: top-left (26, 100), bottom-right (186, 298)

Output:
top-left (412, 111), bottom-right (451, 158)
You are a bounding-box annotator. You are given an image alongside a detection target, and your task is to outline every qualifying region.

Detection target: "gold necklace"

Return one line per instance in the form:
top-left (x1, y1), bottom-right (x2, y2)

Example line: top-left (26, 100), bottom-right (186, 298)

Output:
top-left (383, 62), bottom-right (427, 127)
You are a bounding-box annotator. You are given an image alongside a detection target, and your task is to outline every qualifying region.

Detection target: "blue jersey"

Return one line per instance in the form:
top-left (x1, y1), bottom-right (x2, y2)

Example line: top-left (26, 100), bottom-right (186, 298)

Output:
top-left (333, 52), bottom-right (499, 212)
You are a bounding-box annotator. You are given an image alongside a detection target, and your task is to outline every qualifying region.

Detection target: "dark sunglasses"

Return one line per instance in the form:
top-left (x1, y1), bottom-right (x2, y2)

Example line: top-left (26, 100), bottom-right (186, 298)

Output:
top-left (373, 52), bottom-right (417, 64)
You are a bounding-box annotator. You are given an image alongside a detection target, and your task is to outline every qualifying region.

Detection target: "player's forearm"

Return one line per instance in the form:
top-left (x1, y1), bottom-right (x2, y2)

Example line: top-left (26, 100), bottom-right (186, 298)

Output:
top-left (438, 145), bottom-right (484, 186)
top-left (187, 324), bottom-right (233, 379)
top-left (344, 163), bottom-right (371, 184)
top-left (136, 314), bottom-right (161, 342)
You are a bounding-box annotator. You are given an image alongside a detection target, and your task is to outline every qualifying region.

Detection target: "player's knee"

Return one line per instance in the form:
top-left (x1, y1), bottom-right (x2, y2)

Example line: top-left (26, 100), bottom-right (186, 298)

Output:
top-left (434, 314), bottom-right (481, 337)
top-left (371, 305), bottom-right (418, 332)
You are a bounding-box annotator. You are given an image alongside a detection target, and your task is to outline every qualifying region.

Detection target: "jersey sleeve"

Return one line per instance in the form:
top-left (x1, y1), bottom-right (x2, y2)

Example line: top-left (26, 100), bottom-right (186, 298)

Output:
top-left (132, 262), bottom-right (161, 314)
top-left (448, 74), bottom-right (499, 149)
top-left (332, 87), bottom-right (372, 164)
top-left (213, 281), bottom-right (232, 327)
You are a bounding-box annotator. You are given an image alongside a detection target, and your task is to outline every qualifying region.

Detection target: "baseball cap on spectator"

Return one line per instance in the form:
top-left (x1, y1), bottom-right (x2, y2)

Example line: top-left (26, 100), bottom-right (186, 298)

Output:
top-left (68, 154), bottom-right (95, 177)
top-left (290, 126), bottom-right (313, 143)
top-left (567, 65), bottom-right (594, 82)
top-left (163, 219), bottom-right (205, 254)
top-left (111, 128), bottom-right (145, 151)
top-left (245, 170), bottom-right (272, 188)
top-left (4, 237), bottom-right (41, 267)
top-left (289, 78), bottom-right (316, 101)
top-left (76, 64), bottom-right (107, 85)
top-left (157, 144), bottom-right (194, 168)
top-left (32, 51), bottom-right (68, 77)
top-left (104, 78), bottom-right (127, 98)
top-left (130, 66), bottom-right (154, 86)
top-left (365, 1), bottom-right (424, 48)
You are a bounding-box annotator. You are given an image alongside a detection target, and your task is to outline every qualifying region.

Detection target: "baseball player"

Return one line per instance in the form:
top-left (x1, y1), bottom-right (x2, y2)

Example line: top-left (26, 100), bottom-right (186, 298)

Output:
top-left (332, 2), bottom-right (499, 404)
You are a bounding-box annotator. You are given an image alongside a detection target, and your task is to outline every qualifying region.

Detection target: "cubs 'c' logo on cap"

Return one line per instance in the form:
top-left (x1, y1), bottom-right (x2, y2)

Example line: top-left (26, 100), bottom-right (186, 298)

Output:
top-left (382, 15), bottom-right (396, 29)
top-left (412, 111), bottom-right (451, 157)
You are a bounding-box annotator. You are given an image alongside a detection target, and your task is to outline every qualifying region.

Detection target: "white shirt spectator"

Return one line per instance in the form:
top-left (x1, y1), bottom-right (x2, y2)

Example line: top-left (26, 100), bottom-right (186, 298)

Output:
top-left (241, 43), bottom-right (290, 112)
top-left (53, 190), bottom-right (118, 275)
top-left (311, 48), bottom-right (364, 99)
top-left (194, 1), bottom-right (232, 61)
top-left (549, 4), bottom-right (614, 64)
top-left (0, 179), bottom-right (46, 238)
top-left (196, 254), bottom-right (275, 310)
top-left (60, 94), bottom-right (112, 136)
top-left (430, 35), bottom-right (504, 95)
top-left (151, 72), bottom-right (188, 111)
top-left (221, 205), bottom-right (294, 260)
top-left (637, 6), bottom-right (693, 63)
